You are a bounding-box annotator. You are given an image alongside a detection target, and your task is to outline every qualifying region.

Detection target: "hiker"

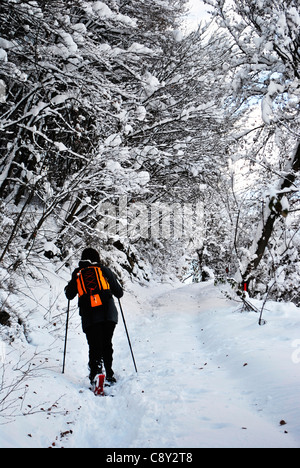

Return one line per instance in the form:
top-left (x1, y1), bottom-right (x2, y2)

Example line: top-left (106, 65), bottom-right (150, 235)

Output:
top-left (64, 248), bottom-right (123, 385)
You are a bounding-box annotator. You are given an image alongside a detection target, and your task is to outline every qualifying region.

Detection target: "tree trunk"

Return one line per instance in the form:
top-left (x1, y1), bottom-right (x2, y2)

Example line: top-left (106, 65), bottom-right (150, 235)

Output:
top-left (0, 190), bottom-right (34, 263)
top-left (242, 142), bottom-right (300, 285)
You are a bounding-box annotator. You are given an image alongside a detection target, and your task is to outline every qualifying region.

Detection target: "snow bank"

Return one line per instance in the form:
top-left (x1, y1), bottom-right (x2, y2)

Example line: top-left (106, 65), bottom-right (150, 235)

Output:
top-left (0, 266), bottom-right (299, 448)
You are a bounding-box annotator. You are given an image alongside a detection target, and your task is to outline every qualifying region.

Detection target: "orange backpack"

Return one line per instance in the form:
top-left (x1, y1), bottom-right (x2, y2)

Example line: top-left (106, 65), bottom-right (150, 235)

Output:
top-left (77, 266), bottom-right (110, 308)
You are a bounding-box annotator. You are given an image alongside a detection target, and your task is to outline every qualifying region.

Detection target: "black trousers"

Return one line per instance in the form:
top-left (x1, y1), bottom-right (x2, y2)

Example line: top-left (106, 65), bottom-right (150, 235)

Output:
top-left (85, 321), bottom-right (116, 380)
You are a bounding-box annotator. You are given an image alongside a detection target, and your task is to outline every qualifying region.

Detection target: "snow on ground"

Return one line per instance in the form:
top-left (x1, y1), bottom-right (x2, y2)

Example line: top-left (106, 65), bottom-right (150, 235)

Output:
top-left (0, 263), bottom-right (300, 448)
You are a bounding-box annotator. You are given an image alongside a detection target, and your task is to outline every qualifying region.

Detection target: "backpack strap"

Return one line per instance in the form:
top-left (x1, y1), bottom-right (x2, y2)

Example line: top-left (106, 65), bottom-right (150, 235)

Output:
top-left (94, 267), bottom-right (110, 290)
top-left (76, 266), bottom-right (110, 298)
top-left (77, 271), bottom-right (88, 297)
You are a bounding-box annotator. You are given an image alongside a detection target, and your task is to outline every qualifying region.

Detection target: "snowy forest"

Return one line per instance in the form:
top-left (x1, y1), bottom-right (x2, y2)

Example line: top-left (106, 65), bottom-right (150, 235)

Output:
top-left (0, 0), bottom-right (299, 301)
top-left (0, 0), bottom-right (300, 448)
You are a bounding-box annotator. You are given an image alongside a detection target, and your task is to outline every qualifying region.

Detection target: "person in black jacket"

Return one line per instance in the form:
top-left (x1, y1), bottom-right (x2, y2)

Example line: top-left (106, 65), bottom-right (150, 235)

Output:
top-left (64, 248), bottom-right (123, 384)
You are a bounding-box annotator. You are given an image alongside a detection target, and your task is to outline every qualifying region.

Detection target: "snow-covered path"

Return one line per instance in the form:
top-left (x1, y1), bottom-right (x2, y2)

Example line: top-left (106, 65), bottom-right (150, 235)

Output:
top-left (1, 280), bottom-right (300, 448)
top-left (105, 282), bottom-right (300, 449)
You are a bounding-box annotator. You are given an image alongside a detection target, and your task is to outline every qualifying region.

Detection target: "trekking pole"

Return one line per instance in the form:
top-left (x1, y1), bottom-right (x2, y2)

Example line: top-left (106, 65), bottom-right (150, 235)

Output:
top-left (118, 299), bottom-right (138, 373)
top-left (62, 300), bottom-right (70, 374)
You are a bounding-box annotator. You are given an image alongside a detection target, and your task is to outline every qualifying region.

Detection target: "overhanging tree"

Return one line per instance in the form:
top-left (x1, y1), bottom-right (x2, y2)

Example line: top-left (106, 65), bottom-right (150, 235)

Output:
top-left (203, 0), bottom-right (300, 298)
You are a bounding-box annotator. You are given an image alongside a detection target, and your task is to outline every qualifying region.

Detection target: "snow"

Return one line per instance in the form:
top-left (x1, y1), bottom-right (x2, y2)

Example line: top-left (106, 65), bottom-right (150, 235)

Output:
top-left (51, 94), bottom-right (70, 106)
top-left (173, 29), bottom-right (183, 42)
top-left (288, 7), bottom-right (300, 28)
top-left (0, 48), bottom-right (7, 62)
top-left (0, 0), bottom-right (299, 450)
top-left (0, 38), bottom-right (14, 50)
top-left (128, 43), bottom-right (155, 55)
top-left (28, 101), bottom-right (48, 117)
top-left (142, 72), bottom-right (161, 97)
top-left (1, 265), bottom-right (300, 449)
top-left (261, 94), bottom-right (273, 124)
top-left (71, 23), bottom-right (87, 35)
top-left (0, 79), bottom-right (6, 104)
top-left (92, 1), bottom-right (113, 16)
top-left (59, 32), bottom-right (78, 54)
top-left (104, 134), bottom-right (122, 147)
top-left (92, 1), bottom-right (137, 27)
top-left (54, 142), bottom-right (68, 152)
top-left (136, 106), bottom-right (147, 122)
top-left (106, 159), bottom-right (122, 171)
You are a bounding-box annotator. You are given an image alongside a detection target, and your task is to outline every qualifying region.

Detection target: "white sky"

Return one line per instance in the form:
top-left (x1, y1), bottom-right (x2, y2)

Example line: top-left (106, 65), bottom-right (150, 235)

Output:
top-left (185, 0), bottom-right (211, 30)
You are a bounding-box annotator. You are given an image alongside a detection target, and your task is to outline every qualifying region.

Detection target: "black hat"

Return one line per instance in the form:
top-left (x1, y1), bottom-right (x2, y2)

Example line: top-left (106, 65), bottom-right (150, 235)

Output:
top-left (81, 248), bottom-right (100, 264)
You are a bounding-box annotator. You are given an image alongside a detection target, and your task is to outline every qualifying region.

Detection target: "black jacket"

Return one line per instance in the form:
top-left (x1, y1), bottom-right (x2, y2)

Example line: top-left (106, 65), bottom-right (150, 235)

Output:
top-left (65, 260), bottom-right (123, 332)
